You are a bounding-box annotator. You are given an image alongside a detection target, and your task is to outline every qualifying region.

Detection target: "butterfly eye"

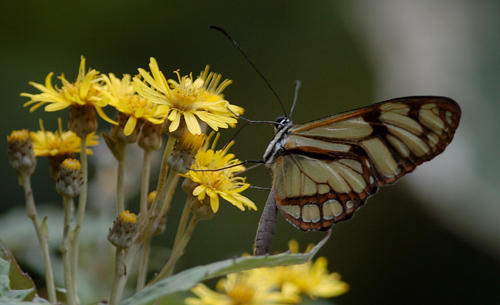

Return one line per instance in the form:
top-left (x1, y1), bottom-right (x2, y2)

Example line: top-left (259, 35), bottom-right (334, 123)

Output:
top-left (272, 116), bottom-right (292, 132)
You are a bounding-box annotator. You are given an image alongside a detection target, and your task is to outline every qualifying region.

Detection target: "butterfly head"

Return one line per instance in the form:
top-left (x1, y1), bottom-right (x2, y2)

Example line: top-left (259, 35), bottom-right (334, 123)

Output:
top-left (273, 115), bottom-right (293, 132)
top-left (263, 116), bottom-right (294, 165)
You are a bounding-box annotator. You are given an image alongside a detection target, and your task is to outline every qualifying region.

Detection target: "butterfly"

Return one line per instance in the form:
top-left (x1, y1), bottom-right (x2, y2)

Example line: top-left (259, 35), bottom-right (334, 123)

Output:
top-left (261, 96), bottom-right (461, 232)
top-left (204, 27), bottom-right (461, 253)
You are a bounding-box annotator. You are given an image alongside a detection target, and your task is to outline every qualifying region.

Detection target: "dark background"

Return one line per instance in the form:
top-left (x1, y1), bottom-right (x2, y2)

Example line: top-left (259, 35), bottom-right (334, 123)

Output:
top-left (1, 1), bottom-right (499, 304)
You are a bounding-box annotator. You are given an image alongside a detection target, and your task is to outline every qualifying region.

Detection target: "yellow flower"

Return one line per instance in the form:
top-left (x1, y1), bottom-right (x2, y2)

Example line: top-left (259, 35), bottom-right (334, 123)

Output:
top-left (30, 118), bottom-right (98, 157)
top-left (259, 240), bottom-right (349, 300)
top-left (21, 56), bottom-right (115, 125)
top-left (185, 272), bottom-right (298, 305)
top-left (181, 133), bottom-right (256, 213)
top-left (101, 73), bottom-right (168, 136)
top-left (133, 58), bottom-right (244, 135)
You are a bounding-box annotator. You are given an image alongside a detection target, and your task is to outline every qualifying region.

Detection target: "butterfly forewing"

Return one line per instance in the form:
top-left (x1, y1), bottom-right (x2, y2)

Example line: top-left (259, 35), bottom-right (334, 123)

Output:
top-left (272, 96), bottom-right (461, 231)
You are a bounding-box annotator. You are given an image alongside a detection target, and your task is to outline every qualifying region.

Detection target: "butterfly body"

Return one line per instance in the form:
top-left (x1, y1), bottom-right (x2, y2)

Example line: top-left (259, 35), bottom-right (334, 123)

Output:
top-left (265, 96), bottom-right (461, 231)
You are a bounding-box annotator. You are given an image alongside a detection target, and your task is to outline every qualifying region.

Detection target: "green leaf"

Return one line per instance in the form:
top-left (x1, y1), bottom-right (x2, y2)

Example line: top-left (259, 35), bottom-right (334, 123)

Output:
top-left (0, 256), bottom-right (35, 302)
top-left (120, 231), bottom-right (331, 305)
top-left (0, 240), bottom-right (36, 301)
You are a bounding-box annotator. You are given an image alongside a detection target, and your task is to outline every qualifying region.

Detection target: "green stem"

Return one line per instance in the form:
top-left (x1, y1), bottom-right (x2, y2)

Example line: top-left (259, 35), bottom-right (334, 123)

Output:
top-left (135, 238), bottom-right (151, 292)
top-left (108, 243), bottom-right (141, 304)
top-left (150, 215), bottom-right (200, 284)
top-left (139, 149), bottom-right (152, 216)
top-left (116, 155), bottom-right (126, 214)
top-left (172, 196), bottom-right (193, 250)
top-left (136, 149), bottom-right (153, 292)
top-left (158, 172), bottom-right (180, 219)
top-left (71, 136), bottom-right (88, 298)
top-left (61, 196), bottom-right (76, 305)
top-left (108, 248), bottom-right (125, 305)
top-left (136, 137), bottom-right (175, 241)
top-left (21, 173), bottom-right (57, 304)
top-left (149, 136), bottom-right (175, 213)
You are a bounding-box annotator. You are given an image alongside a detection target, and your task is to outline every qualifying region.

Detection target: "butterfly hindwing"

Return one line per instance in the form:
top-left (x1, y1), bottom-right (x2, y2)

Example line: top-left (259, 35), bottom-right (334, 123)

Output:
top-left (273, 154), bottom-right (376, 230)
top-left (272, 96), bottom-right (461, 231)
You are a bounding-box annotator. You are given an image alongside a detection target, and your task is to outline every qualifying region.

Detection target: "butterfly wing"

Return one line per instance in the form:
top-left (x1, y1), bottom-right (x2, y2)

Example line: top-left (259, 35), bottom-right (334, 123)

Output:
top-left (272, 96), bottom-right (461, 231)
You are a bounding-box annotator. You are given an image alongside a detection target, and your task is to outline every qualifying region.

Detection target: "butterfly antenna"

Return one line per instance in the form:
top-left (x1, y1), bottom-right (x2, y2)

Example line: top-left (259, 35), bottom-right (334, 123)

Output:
top-left (209, 25), bottom-right (288, 117)
top-left (249, 185), bottom-right (272, 191)
top-left (227, 106), bottom-right (281, 126)
top-left (288, 80), bottom-right (301, 119)
top-left (188, 159), bottom-right (266, 172)
top-left (219, 120), bottom-right (251, 152)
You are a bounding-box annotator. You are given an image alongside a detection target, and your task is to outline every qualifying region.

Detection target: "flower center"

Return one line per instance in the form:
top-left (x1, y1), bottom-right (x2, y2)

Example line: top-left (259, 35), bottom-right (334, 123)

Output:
top-left (226, 282), bottom-right (256, 304)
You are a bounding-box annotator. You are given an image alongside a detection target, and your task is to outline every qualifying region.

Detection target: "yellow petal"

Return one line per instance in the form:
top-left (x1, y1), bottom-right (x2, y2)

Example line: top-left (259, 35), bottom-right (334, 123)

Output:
top-left (193, 185), bottom-right (206, 197)
top-left (220, 193), bottom-right (245, 211)
top-left (96, 106), bottom-right (118, 125)
top-left (184, 112), bottom-right (201, 135)
top-left (45, 102), bottom-right (71, 112)
top-left (123, 116), bottom-right (137, 136)
top-left (209, 193), bottom-right (219, 213)
top-left (135, 107), bottom-right (145, 118)
top-left (168, 113), bottom-right (181, 132)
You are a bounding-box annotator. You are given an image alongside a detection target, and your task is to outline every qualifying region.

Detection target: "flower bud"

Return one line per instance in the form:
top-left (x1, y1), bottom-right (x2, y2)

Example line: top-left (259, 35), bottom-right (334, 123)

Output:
top-left (168, 132), bottom-right (205, 174)
top-left (69, 104), bottom-right (98, 138)
top-left (183, 179), bottom-right (215, 220)
top-left (138, 121), bottom-right (163, 151)
top-left (189, 195), bottom-right (215, 220)
top-left (7, 130), bottom-right (36, 176)
top-left (147, 191), bottom-right (156, 210)
top-left (49, 154), bottom-right (74, 181)
top-left (110, 112), bottom-right (142, 144)
top-left (56, 158), bottom-right (82, 198)
top-left (108, 210), bottom-right (137, 248)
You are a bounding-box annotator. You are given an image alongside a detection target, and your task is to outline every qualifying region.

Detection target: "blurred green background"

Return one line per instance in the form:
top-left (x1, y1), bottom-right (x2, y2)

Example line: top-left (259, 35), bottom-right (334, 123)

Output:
top-left (2, 1), bottom-right (500, 304)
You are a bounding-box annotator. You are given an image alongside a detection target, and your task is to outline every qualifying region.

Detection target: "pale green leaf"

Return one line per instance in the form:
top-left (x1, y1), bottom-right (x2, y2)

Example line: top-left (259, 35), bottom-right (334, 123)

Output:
top-left (120, 231), bottom-right (330, 305)
top-left (0, 240), bottom-right (36, 300)
top-left (0, 256), bottom-right (35, 302)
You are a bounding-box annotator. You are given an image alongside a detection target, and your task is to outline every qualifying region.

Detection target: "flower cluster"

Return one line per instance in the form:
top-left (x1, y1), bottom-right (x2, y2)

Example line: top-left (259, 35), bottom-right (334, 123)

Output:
top-left (186, 240), bottom-right (349, 304)
top-left (134, 58), bottom-right (244, 136)
top-left (6, 55), bottom-right (347, 305)
top-left (183, 133), bottom-right (257, 213)
top-left (30, 118), bottom-right (99, 157)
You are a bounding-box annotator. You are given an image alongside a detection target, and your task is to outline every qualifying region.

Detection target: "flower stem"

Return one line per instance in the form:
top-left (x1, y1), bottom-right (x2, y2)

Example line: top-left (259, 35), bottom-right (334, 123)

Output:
top-left (135, 238), bottom-right (151, 292)
top-left (158, 171), bottom-right (180, 219)
top-left (172, 196), bottom-right (193, 250)
top-left (71, 136), bottom-right (88, 297)
top-left (20, 173), bottom-right (57, 304)
top-left (108, 243), bottom-right (141, 305)
top-left (136, 149), bottom-right (153, 292)
top-left (108, 248), bottom-right (125, 305)
top-left (149, 136), bottom-right (175, 213)
top-left (139, 149), bottom-right (152, 216)
top-left (150, 215), bottom-right (200, 284)
top-left (116, 154), bottom-right (126, 214)
top-left (61, 196), bottom-right (76, 305)
top-left (137, 148), bottom-right (178, 242)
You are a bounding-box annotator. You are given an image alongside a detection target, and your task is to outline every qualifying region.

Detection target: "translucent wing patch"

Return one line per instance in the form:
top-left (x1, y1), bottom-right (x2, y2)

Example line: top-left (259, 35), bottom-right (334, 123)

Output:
top-left (273, 154), bottom-right (376, 230)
